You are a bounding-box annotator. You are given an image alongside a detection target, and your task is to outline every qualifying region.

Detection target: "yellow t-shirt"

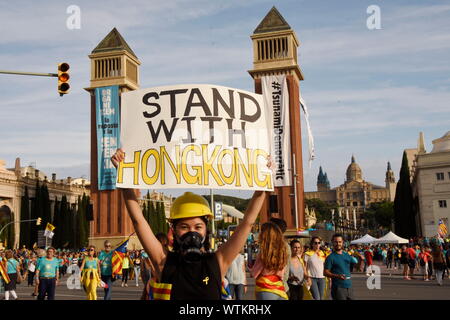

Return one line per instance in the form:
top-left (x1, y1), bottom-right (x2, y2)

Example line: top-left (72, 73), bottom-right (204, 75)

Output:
top-left (122, 257), bottom-right (129, 269)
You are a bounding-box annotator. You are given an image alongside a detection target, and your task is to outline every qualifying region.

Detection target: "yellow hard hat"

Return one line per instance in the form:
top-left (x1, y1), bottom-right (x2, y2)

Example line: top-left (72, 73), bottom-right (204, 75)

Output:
top-left (169, 192), bottom-right (213, 221)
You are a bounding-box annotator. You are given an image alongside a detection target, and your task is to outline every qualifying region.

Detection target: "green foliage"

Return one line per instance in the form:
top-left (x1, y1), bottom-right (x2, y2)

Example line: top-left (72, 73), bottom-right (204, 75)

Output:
top-left (52, 197), bottom-right (60, 248)
top-left (29, 180), bottom-right (41, 247)
top-left (365, 201), bottom-right (394, 229)
top-left (59, 195), bottom-right (69, 248)
top-left (20, 186), bottom-right (30, 248)
top-left (305, 198), bottom-right (338, 222)
top-left (41, 184), bottom-right (51, 229)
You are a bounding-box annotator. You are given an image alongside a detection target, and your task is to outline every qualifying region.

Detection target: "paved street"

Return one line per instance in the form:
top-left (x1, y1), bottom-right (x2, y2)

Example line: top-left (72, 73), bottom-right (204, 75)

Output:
top-left (9, 261), bottom-right (450, 300)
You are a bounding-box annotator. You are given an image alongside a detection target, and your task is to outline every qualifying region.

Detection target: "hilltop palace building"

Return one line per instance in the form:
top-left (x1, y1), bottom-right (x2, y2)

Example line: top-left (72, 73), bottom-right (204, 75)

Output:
top-left (305, 156), bottom-right (397, 225)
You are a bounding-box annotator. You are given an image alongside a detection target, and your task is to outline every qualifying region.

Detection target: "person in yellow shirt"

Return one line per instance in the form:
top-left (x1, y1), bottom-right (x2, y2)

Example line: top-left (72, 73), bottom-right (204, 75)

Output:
top-left (80, 246), bottom-right (101, 300)
top-left (121, 251), bottom-right (131, 287)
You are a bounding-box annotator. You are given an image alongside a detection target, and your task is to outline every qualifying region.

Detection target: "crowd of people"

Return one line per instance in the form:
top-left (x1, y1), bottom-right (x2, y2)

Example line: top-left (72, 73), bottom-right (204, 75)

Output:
top-left (1, 150), bottom-right (449, 301)
top-left (0, 244), bottom-right (151, 300)
top-left (1, 231), bottom-right (449, 301)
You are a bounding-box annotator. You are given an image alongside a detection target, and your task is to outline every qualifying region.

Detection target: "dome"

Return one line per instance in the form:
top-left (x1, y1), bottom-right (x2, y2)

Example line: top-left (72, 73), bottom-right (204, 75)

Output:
top-left (346, 155), bottom-right (363, 182)
top-left (431, 131), bottom-right (450, 153)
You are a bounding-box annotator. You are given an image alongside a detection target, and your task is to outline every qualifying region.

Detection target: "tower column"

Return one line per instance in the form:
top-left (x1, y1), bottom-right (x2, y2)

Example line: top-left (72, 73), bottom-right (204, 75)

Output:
top-left (85, 28), bottom-right (142, 249)
top-left (249, 7), bottom-right (306, 233)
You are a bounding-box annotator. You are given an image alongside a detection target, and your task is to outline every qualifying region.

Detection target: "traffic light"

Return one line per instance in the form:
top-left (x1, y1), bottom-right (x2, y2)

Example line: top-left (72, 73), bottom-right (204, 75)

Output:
top-left (36, 217), bottom-right (42, 226)
top-left (57, 62), bottom-right (70, 96)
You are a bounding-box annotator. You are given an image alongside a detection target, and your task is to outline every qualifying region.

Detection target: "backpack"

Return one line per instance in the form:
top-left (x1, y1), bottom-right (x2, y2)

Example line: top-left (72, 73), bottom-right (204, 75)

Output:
top-left (419, 257), bottom-right (426, 267)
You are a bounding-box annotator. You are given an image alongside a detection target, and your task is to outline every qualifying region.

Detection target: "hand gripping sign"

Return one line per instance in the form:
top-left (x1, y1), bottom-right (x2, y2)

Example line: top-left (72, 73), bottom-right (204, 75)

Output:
top-left (117, 84), bottom-right (274, 191)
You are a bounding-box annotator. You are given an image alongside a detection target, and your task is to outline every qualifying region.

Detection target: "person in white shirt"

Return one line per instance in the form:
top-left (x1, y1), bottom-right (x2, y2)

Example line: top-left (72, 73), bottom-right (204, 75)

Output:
top-left (304, 236), bottom-right (326, 300)
top-left (225, 250), bottom-right (247, 300)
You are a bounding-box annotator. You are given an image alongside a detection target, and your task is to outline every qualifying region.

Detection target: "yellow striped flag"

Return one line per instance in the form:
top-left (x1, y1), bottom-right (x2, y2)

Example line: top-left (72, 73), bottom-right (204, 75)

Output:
top-left (0, 260), bottom-right (10, 284)
top-left (149, 279), bottom-right (172, 300)
top-left (255, 275), bottom-right (288, 300)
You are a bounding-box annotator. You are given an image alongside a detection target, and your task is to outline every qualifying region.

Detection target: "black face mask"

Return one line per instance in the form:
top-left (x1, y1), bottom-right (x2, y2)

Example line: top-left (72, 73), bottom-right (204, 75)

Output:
top-left (176, 231), bottom-right (205, 263)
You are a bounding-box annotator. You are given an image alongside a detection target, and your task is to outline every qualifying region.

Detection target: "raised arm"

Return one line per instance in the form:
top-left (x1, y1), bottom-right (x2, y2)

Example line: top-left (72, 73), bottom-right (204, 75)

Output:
top-left (111, 149), bottom-right (166, 280)
top-left (216, 190), bottom-right (266, 279)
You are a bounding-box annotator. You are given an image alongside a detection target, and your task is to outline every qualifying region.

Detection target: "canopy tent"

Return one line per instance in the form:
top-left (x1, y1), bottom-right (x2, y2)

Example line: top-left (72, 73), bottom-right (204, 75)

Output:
top-left (221, 204), bottom-right (244, 220)
top-left (373, 231), bottom-right (409, 244)
top-left (350, 234), bottom-right (377, 244)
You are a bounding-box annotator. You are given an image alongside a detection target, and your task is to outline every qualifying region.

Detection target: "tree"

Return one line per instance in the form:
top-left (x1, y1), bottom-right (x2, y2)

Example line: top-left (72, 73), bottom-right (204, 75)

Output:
top-left (366, 201), bottom-right (394, 229)
top-left (41, 184), bottom-right (51, 229)
top-left (82, 193), bottom-right (90, 246)
top-left (75, 195), bottom-right (83, 249)
top-left (148, 200), bottom-right (156, 232)
top-left (305, 198), bottom-right (338, 222)
top-left (20, 186), bottom-right (30, 248)
top-left (59, 195), bottom-right (70, 248)
top-left (394, 151), bottom-right (417, 238)
top-left (30, 180), bottom-right (41, 247)
top-left (52, 197), bottom-right (61, 248)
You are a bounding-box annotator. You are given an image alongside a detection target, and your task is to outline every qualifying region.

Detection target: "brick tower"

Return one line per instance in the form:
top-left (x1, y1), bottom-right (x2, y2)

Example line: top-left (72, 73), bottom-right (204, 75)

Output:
top-left (248, 7), bottom-right (306, 233)
top-left (85, 28), bottom-right (142, 249)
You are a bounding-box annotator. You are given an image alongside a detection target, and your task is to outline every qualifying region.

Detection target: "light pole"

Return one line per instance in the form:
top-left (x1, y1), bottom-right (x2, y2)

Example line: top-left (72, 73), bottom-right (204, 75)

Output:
top-left (0, 218), bottom-right (41, 248)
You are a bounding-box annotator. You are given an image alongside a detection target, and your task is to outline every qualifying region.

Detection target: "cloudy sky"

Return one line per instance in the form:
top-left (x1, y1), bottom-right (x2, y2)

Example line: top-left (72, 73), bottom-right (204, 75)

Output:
top-left (1, 0), bottom-right (449, 199)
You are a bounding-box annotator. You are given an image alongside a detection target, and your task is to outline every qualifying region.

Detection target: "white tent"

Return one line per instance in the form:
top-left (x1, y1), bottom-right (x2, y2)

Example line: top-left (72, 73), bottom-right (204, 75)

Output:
top-left (350, 234), bottom-right (377, 244)
top-left (373, 231), bottom-right (408, 244)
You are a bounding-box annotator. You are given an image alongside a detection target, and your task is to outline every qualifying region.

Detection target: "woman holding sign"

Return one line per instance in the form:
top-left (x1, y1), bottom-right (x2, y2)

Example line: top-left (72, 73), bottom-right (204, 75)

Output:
top-left (111, 149), bottom-right (269, 300)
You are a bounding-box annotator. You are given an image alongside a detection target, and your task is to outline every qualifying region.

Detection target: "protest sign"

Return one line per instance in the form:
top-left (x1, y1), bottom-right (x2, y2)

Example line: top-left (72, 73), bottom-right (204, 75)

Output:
top-left (117, 84), bottom-right (273, 191)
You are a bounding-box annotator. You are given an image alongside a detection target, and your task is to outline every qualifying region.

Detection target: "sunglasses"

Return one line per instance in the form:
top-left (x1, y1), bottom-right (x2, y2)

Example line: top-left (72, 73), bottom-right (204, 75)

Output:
top-left (89, 249), bottom-right (95, 251)
top-left (313, 242), bottom-right (321, 244)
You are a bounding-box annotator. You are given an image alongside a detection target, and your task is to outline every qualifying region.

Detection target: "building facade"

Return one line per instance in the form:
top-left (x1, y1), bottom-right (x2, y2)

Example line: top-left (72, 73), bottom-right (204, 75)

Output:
top-left (0, 158), bottom-right (90, 249)
top-left (411, 131), bottom-right (450, 237)
top-left (305, 155), bottom-right (396, 225)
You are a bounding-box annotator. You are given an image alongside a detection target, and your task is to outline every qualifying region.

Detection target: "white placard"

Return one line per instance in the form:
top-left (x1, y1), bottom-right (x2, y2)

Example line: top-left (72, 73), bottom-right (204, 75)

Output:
top-left (117, 84), bottom-right (274, 191)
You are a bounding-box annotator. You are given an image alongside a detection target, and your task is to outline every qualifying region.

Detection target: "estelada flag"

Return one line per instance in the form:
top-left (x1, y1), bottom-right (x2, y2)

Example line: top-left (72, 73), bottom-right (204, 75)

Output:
top-left (0, 260), bottom-right (10, 284)
top-left (112, 238), bottom-right (129, 276)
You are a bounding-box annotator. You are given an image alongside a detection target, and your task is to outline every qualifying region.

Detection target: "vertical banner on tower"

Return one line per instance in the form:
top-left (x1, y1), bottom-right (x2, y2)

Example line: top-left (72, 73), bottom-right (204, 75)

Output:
top-left (262, 75), bottom-right (291, 187)
top-left (95, 85), bottom-right (120, 190)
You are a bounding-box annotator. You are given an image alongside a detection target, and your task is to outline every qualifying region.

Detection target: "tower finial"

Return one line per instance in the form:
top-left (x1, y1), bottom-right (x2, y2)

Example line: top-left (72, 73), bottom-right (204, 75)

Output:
top-left (418, 132), bottom-right (426, 154)
top-left (351, 155), bottom-right (355, 163)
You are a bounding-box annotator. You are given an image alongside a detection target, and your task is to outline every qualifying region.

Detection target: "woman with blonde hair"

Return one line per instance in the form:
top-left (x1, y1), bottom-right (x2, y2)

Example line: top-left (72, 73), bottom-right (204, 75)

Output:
top-left (79, 245), bottom-right (101, 300)
top-left (251, 222), bottom-right (288, 300)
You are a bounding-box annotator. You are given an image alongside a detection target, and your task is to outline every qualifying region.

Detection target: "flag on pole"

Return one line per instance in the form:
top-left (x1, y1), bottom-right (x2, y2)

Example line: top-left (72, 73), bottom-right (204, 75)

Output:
top-left (44, 223), bottom-right (56, 239)
top-left (300, 97), bottom-right (315, 168)
top-left (438, 219), bottom-right (448, 238)
top-left (111, 233), bottom-right (134, 276)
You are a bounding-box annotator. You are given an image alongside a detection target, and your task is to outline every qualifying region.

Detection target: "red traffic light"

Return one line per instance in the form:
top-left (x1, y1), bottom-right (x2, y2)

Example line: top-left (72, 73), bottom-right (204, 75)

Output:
top-left (59, 63), bottom-right (70, 72)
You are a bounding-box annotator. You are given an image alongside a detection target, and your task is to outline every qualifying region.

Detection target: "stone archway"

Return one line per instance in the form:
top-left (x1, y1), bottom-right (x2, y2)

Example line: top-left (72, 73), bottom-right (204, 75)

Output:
top-left (0, 204), bottom-right (13, 248)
